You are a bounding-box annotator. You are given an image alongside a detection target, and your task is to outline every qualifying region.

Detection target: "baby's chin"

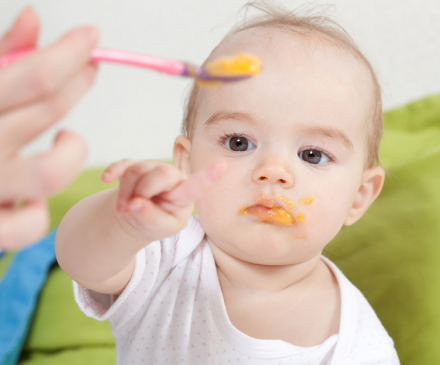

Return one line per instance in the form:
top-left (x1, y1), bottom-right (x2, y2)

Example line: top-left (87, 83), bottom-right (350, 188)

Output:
top-left (206, 227), bottom-right (317, 266)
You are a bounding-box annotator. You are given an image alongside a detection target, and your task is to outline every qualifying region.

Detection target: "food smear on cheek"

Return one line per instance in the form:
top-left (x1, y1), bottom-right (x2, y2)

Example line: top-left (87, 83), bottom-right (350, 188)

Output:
top-left (276, 196), bottom-right (296, 211)
top-left (286, 234), bottom-right (307, 241)
top-left (298, 195), bottom-right (314, 206)
top-left (286, 197), bottom-right (314, 240)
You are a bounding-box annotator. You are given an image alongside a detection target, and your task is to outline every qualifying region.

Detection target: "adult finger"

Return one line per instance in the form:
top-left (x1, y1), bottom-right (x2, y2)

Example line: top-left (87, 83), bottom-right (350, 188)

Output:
top-left (0, 130), bottom-right (87, 200)
top-left (0, 63), bottom-right (97, 157)
top-left (0, 25), bottom-right (99, 112)
top-left (117, 161), bottom-right (161, 213)
top-left (0, 198), bottom-right (49, 252)
top-left (0, 7), bottom-right (39, 56)
top-left (101, 158), bottom-right (136, 184)
top-left (158, 160), bottom-right (227, 212)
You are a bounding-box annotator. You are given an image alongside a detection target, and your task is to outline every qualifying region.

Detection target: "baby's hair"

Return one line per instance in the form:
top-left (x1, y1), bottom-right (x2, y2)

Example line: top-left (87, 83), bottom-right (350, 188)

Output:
top-left (182, 1), bottom-right (383, 168)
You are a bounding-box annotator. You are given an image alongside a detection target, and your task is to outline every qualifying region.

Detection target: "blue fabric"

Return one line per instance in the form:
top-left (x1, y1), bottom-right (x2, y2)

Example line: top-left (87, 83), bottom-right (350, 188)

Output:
top-left (0, 229), bottom-right (57, 365)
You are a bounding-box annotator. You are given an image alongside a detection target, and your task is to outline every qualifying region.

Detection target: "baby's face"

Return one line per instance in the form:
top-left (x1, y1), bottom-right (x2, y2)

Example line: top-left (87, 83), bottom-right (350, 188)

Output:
top-left (181, 28), bottom-right (376, 265)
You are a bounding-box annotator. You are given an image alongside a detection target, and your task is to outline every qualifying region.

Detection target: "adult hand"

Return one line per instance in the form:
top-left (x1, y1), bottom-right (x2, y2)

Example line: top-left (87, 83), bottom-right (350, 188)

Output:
top-left (0, 7), bottom-right (99, 251)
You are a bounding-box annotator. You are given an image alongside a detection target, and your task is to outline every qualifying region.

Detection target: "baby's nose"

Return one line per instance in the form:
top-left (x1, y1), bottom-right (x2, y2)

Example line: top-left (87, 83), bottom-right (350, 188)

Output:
top-left (252, 161), bottom-right (294, 188)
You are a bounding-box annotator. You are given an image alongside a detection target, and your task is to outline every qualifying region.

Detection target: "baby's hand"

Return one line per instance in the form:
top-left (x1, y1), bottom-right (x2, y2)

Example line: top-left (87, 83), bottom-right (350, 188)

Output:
top-left (101, 159), bottom-right (226, 242)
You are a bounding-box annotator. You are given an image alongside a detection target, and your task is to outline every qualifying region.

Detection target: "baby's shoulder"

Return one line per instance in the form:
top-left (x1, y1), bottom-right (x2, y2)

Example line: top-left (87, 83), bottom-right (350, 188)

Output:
top-left (322, 258), bottom-right (396, 356)
top-left (353, 287), bottom-right (394, 344)
top-left (344, 288), bottom-right (398, 362)
top-left (156, 215), bottom-right (206, 268)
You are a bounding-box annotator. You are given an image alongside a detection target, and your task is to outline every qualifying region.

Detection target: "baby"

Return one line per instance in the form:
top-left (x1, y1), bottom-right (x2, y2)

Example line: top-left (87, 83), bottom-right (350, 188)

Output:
top-left (56, 4), bottom-right (400, 364)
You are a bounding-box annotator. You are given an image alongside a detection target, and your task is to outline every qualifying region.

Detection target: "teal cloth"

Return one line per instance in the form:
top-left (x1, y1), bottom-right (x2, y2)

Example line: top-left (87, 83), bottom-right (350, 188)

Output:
top-left (0, 230), bottom-right (57, 365)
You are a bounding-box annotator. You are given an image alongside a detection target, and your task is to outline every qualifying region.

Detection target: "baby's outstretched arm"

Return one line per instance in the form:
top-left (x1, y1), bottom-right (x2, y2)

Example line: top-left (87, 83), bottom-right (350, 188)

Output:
top-left (55, 159), bottom-right (226, 295)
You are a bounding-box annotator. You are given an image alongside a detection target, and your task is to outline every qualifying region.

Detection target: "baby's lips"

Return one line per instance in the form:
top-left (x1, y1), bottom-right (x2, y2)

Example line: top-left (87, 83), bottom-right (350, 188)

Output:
top-left (256, 194), bottom-right (296, 213)
top-left (238, 194), bottom-right (304, 226)
top-left (244, 204), bottom-right (295, 226)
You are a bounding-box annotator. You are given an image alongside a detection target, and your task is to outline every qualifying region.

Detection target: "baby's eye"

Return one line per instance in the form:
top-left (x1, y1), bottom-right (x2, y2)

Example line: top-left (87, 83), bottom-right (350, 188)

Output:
top-left (225, 136), bottom-right (256, 152)
top-left (299, 149), bottom-right (330, 165)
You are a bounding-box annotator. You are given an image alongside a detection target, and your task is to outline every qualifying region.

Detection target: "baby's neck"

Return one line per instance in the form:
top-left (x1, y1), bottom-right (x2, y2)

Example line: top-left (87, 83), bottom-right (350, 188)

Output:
top-left (206, 237), bottom-right (324, 295)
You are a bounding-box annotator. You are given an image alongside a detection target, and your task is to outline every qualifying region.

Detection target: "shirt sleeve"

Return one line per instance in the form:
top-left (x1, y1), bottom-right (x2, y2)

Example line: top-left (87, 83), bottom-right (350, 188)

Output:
top-left (334, 345), bottom-right (400, 364)
top-left (73, 240), bottom-right (160, 333)
top-left (72, 216), bottom-right (204, 336)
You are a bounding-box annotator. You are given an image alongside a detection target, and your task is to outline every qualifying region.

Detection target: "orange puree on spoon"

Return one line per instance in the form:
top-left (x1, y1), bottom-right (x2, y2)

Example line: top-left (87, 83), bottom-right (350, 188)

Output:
top-left (197, 53), bottom-right (261, 87)
top-left (239, 205), bottom-right (294, 226)
top-left (205, 53), bottom-right (261, 77)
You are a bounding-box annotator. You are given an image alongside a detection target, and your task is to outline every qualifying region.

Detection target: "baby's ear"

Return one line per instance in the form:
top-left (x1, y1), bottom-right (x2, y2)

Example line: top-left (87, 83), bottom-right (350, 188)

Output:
top-left (173, 135), bottom-right (192, 178)
top-left (344, 166), bottom-right (385, 226)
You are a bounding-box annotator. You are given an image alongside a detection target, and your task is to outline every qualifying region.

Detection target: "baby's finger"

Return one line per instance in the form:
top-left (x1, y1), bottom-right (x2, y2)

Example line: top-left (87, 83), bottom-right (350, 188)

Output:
top-left (159, 160), bottom-right (227, 212)
top-left (117, 161), bottom-right (161, 213)
top-left (132, 164), bottom-right (183, 201)
top-left (101, 158), bottom-right (136, 184)
top-left (0, 198), bottom-right (49, 252)
top-left (125, 196), bottom-right (190, 241)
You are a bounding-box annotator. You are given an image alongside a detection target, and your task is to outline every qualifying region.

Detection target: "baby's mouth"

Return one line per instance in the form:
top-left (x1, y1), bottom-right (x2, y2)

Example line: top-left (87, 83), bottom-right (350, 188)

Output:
top-left (239, 195), bottom-right (296, 226)
top-left (244, 205), bottom-right (294, 226)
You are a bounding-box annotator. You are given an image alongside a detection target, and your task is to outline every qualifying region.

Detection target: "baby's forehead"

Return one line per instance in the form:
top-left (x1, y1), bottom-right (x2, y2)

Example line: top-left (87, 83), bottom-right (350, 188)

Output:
top-left (212, 26), bottom-right (371, 87)
top-left (202, 27), bottom-right (374, 124)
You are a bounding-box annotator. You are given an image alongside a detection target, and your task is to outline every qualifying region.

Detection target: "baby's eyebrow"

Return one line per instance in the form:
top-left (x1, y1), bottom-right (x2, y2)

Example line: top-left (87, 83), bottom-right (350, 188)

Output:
top-left (204, 111), bottom-right (354, 152)
top-left (297, 124), bottom-right (354, 152)
top-left (204, 111), bottom-right (258, 128)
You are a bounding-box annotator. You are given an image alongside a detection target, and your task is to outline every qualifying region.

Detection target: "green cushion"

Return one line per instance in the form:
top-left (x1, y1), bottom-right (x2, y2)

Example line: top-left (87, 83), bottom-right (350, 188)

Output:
top-left (13, 95), bottom-right (440, 364)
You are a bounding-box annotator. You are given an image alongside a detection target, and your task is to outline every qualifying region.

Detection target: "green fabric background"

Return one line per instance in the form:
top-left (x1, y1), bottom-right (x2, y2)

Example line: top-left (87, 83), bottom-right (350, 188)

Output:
top-left (6, 94), bottom-right (440, 364)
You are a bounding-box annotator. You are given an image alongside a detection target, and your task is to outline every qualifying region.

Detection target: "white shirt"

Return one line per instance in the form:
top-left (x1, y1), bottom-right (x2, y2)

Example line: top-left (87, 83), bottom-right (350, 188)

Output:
top-left (74, 216), bottom-right (400, 364)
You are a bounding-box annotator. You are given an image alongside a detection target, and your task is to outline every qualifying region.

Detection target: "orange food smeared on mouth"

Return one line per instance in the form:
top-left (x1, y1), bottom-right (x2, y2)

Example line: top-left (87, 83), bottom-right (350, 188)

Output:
top-left (238, 194), bottom-right (302, 226)
top-left (239, 205), bottom-right (295, 226)
top-left (239, 194), bottom-right (313, 226)
top-left (298, 195), bottom-right (314, 206)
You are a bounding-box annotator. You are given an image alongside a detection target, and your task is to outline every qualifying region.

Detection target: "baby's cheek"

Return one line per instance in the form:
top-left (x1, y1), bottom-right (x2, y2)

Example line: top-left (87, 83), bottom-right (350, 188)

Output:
top-left (194, 192), bottom-right (227, 230)
top-left (302, 198), bottom-right (349, 241)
